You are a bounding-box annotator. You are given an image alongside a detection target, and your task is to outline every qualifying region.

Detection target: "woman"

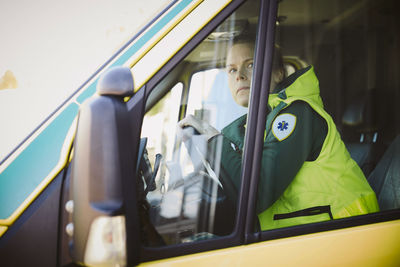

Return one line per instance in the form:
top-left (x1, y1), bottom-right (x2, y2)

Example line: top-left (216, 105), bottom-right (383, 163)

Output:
top-left (178, 38), bottom-right (379, 230)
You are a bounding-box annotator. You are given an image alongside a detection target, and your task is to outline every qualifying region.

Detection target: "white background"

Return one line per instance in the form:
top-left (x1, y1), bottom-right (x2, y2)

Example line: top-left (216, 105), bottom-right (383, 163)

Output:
top-left (0, 0), bottom-right (170, 161)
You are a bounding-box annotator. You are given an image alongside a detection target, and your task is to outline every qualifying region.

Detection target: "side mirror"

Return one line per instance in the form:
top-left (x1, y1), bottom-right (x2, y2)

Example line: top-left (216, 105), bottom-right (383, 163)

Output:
top-left (69, 67), bottom-right (137, 266)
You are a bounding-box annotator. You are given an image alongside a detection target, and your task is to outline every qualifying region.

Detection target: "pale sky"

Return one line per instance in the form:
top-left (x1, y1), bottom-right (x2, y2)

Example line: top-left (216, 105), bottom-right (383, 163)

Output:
top-left (0, 0), bottom-right (170, 161)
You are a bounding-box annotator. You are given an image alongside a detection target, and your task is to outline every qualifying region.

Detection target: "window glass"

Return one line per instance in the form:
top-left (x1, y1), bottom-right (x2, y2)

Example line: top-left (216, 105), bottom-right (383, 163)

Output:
top-left (141, 83), bottom-right (183, 171)
top-left (256, 0), bottom-right (399, 232)
top-left (137, 0), bottom-right (260, 246)
top-left (188, 69), bottom-right (247, 131)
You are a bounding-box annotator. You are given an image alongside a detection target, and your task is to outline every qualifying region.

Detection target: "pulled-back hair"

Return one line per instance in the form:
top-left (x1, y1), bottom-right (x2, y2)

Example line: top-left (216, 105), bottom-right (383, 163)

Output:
top-left (227, 34), bottom-right (286, 82)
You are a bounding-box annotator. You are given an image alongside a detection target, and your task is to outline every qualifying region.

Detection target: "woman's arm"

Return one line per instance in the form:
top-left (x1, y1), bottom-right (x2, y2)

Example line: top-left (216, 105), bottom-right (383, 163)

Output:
top-left (256, 101), bottom-right (327, 214)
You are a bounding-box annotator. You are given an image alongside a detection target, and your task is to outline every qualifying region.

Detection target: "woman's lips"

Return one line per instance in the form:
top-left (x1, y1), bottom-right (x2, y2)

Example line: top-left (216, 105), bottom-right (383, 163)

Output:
top-left (237, 86), bottom-right (250, 94)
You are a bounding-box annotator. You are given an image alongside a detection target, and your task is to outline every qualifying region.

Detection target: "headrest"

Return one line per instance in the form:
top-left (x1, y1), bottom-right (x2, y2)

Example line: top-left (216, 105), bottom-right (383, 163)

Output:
top-left (342, 89), bottom-right (383, 132)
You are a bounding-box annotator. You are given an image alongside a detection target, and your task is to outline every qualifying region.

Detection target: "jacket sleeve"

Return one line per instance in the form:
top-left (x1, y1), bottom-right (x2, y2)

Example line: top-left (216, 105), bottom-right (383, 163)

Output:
top-left (207, 134), bottom-right (243, 205)
top-left (256, 101), bottom-right (327, 214)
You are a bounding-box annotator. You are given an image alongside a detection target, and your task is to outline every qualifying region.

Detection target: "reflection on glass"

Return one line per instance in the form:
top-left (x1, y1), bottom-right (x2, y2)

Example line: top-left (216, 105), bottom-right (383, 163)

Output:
top-left (138, 0), bottom-right (260, 246)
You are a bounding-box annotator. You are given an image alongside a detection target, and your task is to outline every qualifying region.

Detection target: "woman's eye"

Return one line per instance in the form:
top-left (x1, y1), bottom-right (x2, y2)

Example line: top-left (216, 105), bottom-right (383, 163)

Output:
top-left (247, 63), bottom-right (253, 69)
top-left (228, 68), bottom-right (236, 74)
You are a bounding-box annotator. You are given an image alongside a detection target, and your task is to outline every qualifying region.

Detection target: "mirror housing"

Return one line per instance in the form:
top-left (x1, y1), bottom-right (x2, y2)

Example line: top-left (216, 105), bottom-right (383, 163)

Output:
top-left (97, 66), bottom-right (135, 97)
top-left (69, 67), bottom-right (137, 266)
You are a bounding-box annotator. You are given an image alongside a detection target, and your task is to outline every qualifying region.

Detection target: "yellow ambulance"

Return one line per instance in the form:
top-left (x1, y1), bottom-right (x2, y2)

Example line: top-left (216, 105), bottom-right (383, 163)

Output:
top-left (1, 0), bottom-right (399, 266)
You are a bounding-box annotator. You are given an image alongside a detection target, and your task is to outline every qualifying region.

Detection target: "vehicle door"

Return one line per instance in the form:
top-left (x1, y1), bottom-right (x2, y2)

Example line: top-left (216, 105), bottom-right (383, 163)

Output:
top-left (132, 0), bottom-right (400, 265)
top-left (68, 0), bottom-right (400, 266)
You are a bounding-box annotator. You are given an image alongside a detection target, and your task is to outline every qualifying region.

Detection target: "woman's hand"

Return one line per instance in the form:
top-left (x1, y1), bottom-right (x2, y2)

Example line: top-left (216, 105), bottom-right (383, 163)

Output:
top-left (177, 115), bottom-right (220, 140)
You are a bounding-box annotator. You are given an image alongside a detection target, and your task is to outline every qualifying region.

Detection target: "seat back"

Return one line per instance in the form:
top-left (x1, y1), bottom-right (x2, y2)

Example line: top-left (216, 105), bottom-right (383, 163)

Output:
top-left (367, 135), bottom-right (400, 210)
top-left (341, 89), bottom-right (388, 176)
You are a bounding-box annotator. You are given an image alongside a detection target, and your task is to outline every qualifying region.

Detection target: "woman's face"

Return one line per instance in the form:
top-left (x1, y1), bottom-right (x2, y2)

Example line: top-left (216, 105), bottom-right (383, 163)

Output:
top-left (226, 42), bottom-right (254, 107)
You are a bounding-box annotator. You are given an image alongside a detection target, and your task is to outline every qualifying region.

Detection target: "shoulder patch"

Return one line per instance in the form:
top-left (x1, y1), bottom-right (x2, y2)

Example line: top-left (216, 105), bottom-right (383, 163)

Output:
top-left (271, 113), bottom-right (297, 141)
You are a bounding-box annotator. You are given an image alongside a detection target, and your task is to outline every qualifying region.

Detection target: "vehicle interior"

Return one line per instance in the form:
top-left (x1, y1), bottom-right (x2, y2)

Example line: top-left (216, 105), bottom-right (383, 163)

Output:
top-left (138, 0), bottom-right (399, 246)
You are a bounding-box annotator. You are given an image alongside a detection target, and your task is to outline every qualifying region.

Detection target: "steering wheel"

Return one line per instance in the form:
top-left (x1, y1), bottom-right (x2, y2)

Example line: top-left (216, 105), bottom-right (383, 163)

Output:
top-left (136, 137), bottom-right (162, 197)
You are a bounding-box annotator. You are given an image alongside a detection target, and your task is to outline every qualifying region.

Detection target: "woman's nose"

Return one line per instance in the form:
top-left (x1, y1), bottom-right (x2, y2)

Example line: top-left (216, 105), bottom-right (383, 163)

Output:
top-left (236, 67), bottom-right (247, 81)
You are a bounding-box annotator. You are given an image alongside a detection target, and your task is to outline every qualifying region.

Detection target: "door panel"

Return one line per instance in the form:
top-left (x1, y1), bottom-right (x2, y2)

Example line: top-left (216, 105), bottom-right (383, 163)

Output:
top-left (0, 171), bottom-right (64, 267)
top-left (140, 220), bottom-right (400, 266)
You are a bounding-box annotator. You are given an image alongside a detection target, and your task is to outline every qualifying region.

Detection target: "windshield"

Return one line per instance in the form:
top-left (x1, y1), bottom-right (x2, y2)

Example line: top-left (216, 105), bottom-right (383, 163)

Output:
top-left (0, 0), bottom-right (171, 161)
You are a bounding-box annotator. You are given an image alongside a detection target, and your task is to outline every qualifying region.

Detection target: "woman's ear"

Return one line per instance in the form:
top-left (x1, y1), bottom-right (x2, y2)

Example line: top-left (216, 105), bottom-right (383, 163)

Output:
top-left (273, 69), bottom-right (284, 84)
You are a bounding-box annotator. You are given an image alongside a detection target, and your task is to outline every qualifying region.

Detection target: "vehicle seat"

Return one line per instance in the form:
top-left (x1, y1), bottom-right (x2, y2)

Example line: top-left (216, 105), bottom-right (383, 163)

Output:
top-left (341, 89), bottom-right (387, 176)
top-left (367, 135), bottom-right (400, 210)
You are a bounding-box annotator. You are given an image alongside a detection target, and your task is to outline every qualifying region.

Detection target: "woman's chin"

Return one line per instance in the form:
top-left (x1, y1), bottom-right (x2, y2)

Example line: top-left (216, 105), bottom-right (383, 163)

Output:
top-left (235, 91), bottom-right (250, 107)
top-left (235, 98), bottom-right (249, 107)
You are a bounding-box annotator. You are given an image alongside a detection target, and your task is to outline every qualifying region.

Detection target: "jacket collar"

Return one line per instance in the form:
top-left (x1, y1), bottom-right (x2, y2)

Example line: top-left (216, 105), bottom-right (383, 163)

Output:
top-left (221, 114), bottom-right (247, 151)
top-left (268, 65), bottom-right (323, 109)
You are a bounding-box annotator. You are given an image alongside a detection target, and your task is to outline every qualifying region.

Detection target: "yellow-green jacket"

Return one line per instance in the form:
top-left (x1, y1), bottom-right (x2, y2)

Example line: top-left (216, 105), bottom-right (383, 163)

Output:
top-left (257, 66), bottom-right (379, 230)
top-left (210, 66), bottom-right (379, 231)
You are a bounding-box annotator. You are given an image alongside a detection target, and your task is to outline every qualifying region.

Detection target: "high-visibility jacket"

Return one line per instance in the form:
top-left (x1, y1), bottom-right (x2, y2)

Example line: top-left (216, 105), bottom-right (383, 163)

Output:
top-left (257, 66), bottom-right (379, 230)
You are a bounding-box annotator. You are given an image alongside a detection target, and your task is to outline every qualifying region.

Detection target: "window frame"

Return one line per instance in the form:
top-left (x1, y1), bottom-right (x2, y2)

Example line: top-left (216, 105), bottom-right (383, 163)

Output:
top-left (239, 0), bottom-right (279, 243)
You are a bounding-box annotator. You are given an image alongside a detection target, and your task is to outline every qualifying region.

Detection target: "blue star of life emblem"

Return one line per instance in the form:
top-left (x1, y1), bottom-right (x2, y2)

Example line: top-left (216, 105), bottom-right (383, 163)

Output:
top-left (272, 114), bottom-right (296, 141)
top-left (277, 121), bottom-right (289, 131)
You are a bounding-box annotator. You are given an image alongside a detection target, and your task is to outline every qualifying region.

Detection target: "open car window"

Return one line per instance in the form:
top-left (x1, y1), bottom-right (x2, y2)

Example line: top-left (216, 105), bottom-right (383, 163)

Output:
top-left (255, 0), bottom-right (399, 234)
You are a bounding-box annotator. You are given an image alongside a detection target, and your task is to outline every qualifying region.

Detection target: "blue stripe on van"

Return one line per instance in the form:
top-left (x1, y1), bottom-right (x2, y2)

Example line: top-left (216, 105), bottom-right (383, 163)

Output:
top-left (0, 103), bottom-right (79, 220)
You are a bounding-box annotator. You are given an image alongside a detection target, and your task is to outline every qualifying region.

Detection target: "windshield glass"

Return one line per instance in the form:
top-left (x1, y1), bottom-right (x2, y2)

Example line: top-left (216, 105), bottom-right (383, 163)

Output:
top-left (0, 0), bottom-right (170, 161)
